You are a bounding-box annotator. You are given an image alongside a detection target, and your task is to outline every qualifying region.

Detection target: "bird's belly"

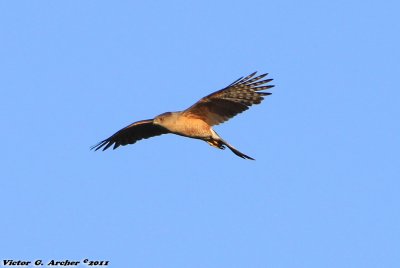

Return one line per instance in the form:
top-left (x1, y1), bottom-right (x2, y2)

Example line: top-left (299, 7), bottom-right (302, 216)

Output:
top-left (170, 118), bottom-right (212, 139)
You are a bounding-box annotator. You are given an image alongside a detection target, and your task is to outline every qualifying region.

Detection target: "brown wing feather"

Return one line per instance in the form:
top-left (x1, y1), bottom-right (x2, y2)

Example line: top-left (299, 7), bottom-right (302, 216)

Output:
top-left (91, 119), bottom-right (169, 151)
top-left (182, 72), bottom-right (274, 126)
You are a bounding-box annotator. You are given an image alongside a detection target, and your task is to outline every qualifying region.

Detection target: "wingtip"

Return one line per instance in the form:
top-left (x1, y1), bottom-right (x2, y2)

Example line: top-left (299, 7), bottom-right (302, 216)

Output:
top-left (90, 143), bottom-right (100, 151)
top-left (90, 139), bottom-right (109, 152)
top-left (249, 71), bottom-right (258, 76)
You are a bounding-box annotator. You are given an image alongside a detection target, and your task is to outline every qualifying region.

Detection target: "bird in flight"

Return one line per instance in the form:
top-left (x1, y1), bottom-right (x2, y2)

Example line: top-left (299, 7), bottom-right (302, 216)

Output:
top-left (91, 71), bottom-right (274, 160)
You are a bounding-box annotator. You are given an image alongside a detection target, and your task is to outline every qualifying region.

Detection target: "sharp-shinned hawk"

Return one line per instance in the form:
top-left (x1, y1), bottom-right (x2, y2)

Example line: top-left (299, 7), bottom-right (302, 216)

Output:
top-left (91, 72), bottom-right (274, 160)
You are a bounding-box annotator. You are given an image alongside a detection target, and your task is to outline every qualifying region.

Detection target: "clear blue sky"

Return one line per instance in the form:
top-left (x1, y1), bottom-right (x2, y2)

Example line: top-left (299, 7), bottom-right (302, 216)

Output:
top-left (1, 1), bottom-right (399, 267)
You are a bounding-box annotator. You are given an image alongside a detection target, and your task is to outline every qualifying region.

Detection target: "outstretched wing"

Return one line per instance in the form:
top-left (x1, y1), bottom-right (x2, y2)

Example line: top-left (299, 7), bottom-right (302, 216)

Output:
top-left (91, 119), bottom-right (170, 151)
top-left (182, 72), bottom-right (274, 126)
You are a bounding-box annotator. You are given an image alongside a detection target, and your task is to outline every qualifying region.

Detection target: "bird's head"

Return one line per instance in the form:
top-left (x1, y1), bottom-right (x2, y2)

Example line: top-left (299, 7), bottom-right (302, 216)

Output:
top-left (153, 112), bottom-right (178, 127)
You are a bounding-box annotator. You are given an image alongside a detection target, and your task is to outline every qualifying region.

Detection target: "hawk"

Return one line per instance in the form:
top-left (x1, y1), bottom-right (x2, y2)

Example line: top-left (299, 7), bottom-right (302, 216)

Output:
top-left (91, 72), bottom-right (274, 160)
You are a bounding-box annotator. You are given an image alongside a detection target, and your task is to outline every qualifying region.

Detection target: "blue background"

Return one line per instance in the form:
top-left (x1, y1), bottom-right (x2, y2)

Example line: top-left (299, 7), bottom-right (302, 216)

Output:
top-left (1, 1), bottom-right (399, 267)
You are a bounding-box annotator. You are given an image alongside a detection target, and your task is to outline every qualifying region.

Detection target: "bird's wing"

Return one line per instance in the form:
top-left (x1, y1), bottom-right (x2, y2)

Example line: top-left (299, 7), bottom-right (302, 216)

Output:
top-left (182, 72), bottom-right (274, 126)
top-left (91, 119), bottom-right (169, 151)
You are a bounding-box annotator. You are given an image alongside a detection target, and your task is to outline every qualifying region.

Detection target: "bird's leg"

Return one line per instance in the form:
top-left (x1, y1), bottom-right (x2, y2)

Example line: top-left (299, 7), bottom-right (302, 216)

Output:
top-left (209, 129), bottom-right (255, 160)
top-left (206, 139), bottom-right (225, 150)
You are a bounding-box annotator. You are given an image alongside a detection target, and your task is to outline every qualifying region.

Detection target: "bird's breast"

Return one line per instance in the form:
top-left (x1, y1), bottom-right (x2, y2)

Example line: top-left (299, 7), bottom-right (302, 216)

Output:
top-left (167, 116), bottom-right (212, 139)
